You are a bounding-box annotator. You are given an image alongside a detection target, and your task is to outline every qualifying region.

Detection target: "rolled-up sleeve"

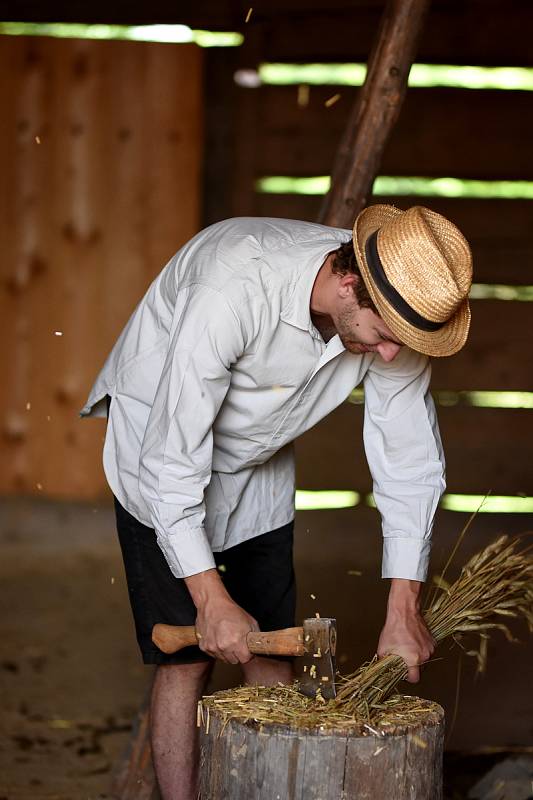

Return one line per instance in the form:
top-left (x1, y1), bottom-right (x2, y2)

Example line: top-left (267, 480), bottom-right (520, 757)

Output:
top-left (362, 347), bottom-right (446, 582)
top-left (138, 285), bottom-right (246, 578)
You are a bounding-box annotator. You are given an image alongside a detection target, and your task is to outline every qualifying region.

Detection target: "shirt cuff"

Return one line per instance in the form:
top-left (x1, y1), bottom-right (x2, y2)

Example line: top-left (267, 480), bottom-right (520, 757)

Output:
top-left (381, 536), bottom-right (432, 582)
top-left (155, 525), bottom-right (216, 579)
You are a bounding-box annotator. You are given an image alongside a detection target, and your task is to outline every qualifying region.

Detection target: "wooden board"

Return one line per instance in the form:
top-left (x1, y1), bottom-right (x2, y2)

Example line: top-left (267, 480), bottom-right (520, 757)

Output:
top-left (258, 1), bottom-right (533, 66)
top-left (254, 86), bottom-right (532, 181)
top-left (0, 34), bottom-right (203, 498)
top-left (295, 403), bottom-right (532, 496)
top-left (430, 300), bottom-right (532, 391)
top-left (7, 0), bottom-right (533, 66)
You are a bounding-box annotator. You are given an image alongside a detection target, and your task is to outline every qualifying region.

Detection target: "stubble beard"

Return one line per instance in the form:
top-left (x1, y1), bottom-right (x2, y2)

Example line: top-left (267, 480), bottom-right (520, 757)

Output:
top-left (336, 305), bottom-right (368, 354)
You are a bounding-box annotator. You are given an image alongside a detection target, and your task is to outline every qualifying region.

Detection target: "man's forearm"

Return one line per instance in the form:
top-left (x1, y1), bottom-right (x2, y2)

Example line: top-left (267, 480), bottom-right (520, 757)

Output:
top-left (185, 568), bottom-right (230, 609)
top-left (386, 578), bottom-right (422, 616)
top-left (185, 568), bottom-right (258, 664)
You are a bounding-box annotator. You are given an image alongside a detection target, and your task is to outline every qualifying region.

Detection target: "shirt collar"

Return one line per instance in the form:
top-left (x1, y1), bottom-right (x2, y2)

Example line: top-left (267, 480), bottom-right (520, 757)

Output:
top-left (279, 241), bottom-right (342, 335)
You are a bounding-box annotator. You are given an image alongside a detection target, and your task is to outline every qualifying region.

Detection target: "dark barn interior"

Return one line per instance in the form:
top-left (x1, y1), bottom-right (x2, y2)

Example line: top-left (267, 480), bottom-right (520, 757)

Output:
top-left (0, 1), bottom-right (532, 797)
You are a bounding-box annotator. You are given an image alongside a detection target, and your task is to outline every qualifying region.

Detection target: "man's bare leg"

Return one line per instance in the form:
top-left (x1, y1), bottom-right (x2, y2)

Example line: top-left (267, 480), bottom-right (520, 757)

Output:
top-left (150, 660), bottom-right (213, 800)
top-left (241, 655), bottom-right (293, 686)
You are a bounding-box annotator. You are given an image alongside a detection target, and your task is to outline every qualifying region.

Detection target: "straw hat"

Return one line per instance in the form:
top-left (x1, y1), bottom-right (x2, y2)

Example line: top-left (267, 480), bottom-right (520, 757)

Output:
top-left (352, 204), bottom-right (472, 357)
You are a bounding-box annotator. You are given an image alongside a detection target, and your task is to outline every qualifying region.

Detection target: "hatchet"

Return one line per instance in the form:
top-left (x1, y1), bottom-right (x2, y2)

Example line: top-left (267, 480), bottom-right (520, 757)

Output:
top-left (151, 617), bottom-right (337, 699)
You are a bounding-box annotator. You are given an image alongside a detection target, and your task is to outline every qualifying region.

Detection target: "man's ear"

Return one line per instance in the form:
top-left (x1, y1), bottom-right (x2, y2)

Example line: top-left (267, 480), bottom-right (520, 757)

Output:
top-left (337, 273), bottom-right (359, 300)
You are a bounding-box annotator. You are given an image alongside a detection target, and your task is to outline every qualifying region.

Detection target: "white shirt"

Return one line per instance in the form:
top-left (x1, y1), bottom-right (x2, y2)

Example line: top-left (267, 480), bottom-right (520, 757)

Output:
top-left (81, 217), bottom-right (445, 582)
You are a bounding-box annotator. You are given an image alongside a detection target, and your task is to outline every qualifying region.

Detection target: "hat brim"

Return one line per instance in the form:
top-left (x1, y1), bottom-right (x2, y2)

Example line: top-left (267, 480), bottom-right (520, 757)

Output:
top-left (352, 204), bottom-right (471, 357)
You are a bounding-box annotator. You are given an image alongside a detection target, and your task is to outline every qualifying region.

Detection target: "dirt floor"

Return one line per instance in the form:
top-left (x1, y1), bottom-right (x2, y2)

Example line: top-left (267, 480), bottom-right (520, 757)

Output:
top-left (1, 497), bottom-right (532, 799)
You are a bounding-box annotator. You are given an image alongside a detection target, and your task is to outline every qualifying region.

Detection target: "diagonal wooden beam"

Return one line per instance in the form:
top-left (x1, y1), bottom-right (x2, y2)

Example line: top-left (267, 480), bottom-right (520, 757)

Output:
top-left (110, 686), bottom-right (159, 799)
top-left (319, 0), bottom-right (432, 228)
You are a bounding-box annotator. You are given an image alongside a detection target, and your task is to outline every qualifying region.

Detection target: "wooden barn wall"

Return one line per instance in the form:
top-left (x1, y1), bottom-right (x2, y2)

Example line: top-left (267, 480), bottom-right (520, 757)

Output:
top-left (8, 0), bottom-right (533, 66)
top-left (0, 5), bottom-right (531, 504)
top-left (0, 35), bottom-right (203, 498)
top-left (202, 34), bottom-right (533, 500)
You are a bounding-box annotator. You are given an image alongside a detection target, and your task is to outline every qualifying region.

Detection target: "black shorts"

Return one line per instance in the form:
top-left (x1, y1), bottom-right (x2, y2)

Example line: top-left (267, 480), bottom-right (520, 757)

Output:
top-left (112, 497), bottom-right (296, 665)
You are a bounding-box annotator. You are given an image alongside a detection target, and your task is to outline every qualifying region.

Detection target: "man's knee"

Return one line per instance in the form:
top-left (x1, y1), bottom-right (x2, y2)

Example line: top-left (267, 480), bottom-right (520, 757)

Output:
top-left (241, 655), bottom-right (293, 686)
top-left (154, 659), bottom-right (214, 690)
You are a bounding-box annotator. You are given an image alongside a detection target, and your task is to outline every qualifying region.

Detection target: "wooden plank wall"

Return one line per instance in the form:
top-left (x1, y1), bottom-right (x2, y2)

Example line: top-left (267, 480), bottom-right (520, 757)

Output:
top-left (8, 1), bottom-right (533, 69)
top-left (203, 25), bottom-right (533, 499)
top-left (0, 35), bottom-right (203, 498)
top-left (1, 8), bottom-right (531, 502)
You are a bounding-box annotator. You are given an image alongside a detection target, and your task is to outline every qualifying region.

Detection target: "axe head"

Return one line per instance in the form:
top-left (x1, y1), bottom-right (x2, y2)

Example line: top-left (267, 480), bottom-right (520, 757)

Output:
top-left (296, 617), bottom-right (337, 700)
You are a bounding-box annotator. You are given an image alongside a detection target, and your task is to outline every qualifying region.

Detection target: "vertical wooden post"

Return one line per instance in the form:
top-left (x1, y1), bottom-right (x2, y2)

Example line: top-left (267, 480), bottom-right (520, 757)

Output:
top-left (319, 0), bottom-right (431, 227)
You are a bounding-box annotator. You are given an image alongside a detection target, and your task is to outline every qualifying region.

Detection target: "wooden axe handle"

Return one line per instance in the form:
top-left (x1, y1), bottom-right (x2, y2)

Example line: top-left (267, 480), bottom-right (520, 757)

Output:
top-left (152, 623), bottom-right (305, 657)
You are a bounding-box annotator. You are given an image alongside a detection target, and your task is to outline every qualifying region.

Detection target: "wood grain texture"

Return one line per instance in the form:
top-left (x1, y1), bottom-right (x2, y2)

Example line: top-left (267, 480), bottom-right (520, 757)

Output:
top-left (0, 34), bottom-right (203, 498)
top-left (430, 300), bottom-right (532, 392)
top-left (199, 703), bottom-right (444, 799)
top-left (253, 86), bottom-right (532, 182)
top-left (152, 623), bottom-right (307, 657)
top-left (7, 1), bottom-right (533, 67)
top-left (295, 402), bottom-right (532, 496)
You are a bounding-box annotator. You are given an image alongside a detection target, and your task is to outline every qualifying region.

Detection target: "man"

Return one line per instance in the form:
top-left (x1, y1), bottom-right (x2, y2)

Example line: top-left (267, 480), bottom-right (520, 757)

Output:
top-left (82, 204), bottom-right (472, 799)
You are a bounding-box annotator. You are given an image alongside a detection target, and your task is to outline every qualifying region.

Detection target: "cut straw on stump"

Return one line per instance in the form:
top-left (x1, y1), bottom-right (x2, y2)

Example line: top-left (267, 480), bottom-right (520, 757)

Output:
top-left (199, 535), bottom-right (532, 798)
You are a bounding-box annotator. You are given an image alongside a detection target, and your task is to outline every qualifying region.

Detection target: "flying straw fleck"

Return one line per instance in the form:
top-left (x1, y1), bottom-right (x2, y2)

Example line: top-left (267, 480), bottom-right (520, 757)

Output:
top-left (245, 7), bottom-right (253, 23)
top-left (36, 483), bottom-right (43, 490)
top-left (35, 135), bottom-right (41, 144)
top-left (26, 402), bottom-right (31, 411)
top-left (310, 593), bottom-right (316, 600)
top-left (325, 93), bottom-right (341, 108)
top-left (297, 84), bottom-right (310, 108)
top-left (54, 331), bottom-right (63, 336)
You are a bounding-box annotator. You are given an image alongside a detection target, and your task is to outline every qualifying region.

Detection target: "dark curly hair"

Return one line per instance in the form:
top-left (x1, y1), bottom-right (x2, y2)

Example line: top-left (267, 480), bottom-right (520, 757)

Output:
top-left (329, 240), bottom-right (377, 313)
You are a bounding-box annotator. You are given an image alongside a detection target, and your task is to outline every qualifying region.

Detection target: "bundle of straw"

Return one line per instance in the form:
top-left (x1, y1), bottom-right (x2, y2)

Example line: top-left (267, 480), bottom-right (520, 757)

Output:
top-left (202, 534), bottom-right (532, 731)
top-left (332, 534), bottom-right (533, 717)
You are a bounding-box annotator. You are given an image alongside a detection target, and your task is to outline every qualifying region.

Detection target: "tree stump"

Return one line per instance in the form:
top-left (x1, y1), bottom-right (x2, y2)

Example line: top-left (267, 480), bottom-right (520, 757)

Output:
top-left (199, 698), bottom-right (444, 799)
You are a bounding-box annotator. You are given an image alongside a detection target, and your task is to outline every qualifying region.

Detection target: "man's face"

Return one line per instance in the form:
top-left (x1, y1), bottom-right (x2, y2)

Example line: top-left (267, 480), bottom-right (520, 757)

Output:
top-left (334, 300), bottom-right (403, 363)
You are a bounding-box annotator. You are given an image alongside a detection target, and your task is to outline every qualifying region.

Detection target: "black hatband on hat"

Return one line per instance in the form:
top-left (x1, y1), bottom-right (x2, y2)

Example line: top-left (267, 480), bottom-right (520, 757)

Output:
top-left (364, 230), bottom-right (445, 332)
